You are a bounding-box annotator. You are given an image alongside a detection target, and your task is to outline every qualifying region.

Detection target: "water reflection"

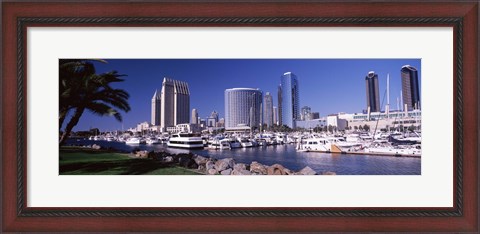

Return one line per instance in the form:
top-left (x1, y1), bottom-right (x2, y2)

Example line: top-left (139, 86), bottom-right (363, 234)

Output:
top-left (66, 139), bottom-right (421, 175)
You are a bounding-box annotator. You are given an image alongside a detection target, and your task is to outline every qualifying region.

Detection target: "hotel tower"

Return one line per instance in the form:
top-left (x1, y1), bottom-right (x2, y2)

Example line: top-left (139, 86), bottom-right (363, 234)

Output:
top-left (401, 65), bottom-right (421, 111)
top-left (159, 77), bottom-right (190, 130)
top-left (224, 88), bottom-right (263, 130)
top-left (365, 71), bottom-right (381, 113)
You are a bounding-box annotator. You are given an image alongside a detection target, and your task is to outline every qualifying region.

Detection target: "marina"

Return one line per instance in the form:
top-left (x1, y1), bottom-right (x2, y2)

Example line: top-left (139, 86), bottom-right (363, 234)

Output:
top-left (66, 132), bottom-right (421, 175)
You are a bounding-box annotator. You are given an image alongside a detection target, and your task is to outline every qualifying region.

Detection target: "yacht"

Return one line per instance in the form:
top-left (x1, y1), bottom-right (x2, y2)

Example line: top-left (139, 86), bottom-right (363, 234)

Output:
top-left (125, 137), bottom-right (146, 145)
top-left (146, 137), bottom-right (160, 144)
top-left (208, 139), bottom-right (231, 150)
top-left (297, 138), bottom-right (332, 152)
top-left (167, 133), bottom-right (204, 149)
top-left (238, 137), bottom-right (253, 148)
top-left (228, 138), bottom-right (242, 149)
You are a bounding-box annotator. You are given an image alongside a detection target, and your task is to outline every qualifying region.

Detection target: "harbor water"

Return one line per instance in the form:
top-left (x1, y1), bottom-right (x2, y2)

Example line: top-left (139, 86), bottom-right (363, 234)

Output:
top-left (66, 139), bottom-right (421, 175)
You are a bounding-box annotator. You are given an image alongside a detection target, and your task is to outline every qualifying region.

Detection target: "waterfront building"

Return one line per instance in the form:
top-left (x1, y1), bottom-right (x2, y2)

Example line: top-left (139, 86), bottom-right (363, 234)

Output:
top-left (296, 118), bottom-right (327, 130)
top-left (401, 65), bottom-right (421, 110)
top-left (224, 88), bottom-right (263, 131)
top-left (301, 106), bottom-right (312, 121)
top-left (263, 92), bottom-right (274, 127)
top-left (191, 108), bottom-right (199, 124)
top-left (365, 71), bottom-right (381, 113)
top-left (277, 85), bottom-right (282, 126)
top-left (217, 118), bottom-right (225, 128)
top-left (338, 109), bottom-right (421, 131)
top-left (327, 114), bottom-right (348, 131)
top-left (273, 106), bottom-right (278, 125)
top-left (166, 123), bottom-right (201, 134)
top-left (161, 77), bottom-right (190, 131)
top-left (279, 72), bottom-right (300, 128)
top-left (151, 89), bottom-right (161, 126)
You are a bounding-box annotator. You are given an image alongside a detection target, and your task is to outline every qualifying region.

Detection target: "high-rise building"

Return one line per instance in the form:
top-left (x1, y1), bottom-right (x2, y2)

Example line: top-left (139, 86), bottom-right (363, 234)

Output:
top-left (301, 106), bottom-right (312, 121)
top-left (151, 89), bottom-right (161, 126)
top-left (210, 110), bottom-right (219, 122)
top-left (263, 92), bottom-right (273, 127)
top-left (277, 85), bottom-right (282, 126)
top-left (311, 112), bottom-right (320, 119)
top-left (191, 108), bottom-right (199, 124)
top-left (401, 65), bottom-right (421, 110)
top-left (161, 77), bottom-right (190, 130)
top-left (224, 88), bottom-right (263, 130)
top-left (280, 72), bottom-right (300, 129)
top-left (365, 71), bottom-right (380, 113)
top-left (273, 106), bottom-right (278, 125)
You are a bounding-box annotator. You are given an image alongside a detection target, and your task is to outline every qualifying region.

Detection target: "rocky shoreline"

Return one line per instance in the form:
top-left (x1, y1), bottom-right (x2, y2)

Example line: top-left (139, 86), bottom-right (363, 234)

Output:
top-left (133, 150), bottom-right (336, 175)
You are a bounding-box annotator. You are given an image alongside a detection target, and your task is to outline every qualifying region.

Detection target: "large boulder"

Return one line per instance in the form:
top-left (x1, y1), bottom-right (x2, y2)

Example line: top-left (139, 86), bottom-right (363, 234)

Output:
top-left (267, 164), bottom-right (288, 175)
top-left (215, 158), bottom-right (235, 171)
top-left (178, 155), bottom-right (197, 169)
top-left (231, 169), bottom-right (252, 175)
top-left (298, 166), bottom-right (317, 175)
top-left (205, 161), bottom-right (215, 171)
top-left (233, 163), bottom-right (247, 171)
top-left (135, 150), bottom-right (148, 158)
top-left (250, 161), bottom-right (267, 175)
top-left (207, 168), bottom-right (218, 175)
top-left (220, 168), bottom-right (233, 175)
top-left (193, 155), bottom-right (208, 165)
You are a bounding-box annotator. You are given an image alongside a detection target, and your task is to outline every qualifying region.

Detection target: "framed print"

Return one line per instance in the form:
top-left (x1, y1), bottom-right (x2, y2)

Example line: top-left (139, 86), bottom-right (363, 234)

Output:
top-left (2, 1), bottom-right (478, 232)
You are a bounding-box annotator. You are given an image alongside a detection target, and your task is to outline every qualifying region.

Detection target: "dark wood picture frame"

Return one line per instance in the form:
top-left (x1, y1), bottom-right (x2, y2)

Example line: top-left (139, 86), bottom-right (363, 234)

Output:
top-left (2, 1), bottom-right (478, 232)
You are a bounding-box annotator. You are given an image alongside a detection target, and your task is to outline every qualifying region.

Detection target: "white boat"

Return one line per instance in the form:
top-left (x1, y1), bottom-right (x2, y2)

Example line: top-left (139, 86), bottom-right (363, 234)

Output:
top-left (167, 133), bottom-right (204, 149)
top-left (297, 138), bottom-right (332, 152)
top-left (106, 136), bottom-right (115, 142)
top-left (364, 145), bottom-right (421, 156)
top-left (208, 139), bottom-right (231, 150)
top-left (88, 136), bottom-right (95, 140)
top-left (146, 137), bottom-right (160, 144)
top-left (238, 137), bottom-right (253, 148)
top-left (228, 138), bottom-right (242, 149)
top-left (125, 137), bottom-right (145, 145)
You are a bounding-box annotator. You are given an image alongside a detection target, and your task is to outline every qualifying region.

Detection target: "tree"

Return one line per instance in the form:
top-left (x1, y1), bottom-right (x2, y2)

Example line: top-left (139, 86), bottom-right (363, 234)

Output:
top-left (354, 125), bottom-right (358, 131)
top-left (363, 124), bottom-right (370, 132)
top-left (328, 125), bottom-right (334, 133)
top-left (59, 60), bottom-right (131, 145)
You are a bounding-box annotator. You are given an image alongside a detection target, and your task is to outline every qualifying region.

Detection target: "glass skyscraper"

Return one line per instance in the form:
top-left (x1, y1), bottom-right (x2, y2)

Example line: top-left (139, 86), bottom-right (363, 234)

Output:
top-left (401, 65), bottom-right (420, 110)
top-left (279, 72), bottom-right (300, 129)
top-left (263, 92), bottom-right (273, 127)
top-left (224, 88), bottom-right (263, 130)
top-left (365, 71), bottom-right (380, 113)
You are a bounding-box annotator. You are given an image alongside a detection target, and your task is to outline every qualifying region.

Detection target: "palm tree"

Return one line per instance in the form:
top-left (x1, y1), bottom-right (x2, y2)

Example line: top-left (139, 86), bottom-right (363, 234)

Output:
top-left (59, 59), bottom-right (106, 130)
top-left (59, 63), bottom-right (130, 146)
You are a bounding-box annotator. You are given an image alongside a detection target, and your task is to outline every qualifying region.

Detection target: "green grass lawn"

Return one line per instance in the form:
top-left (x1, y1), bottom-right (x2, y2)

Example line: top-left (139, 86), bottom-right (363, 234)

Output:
top-left (60, 148), bottom-right (202, 175)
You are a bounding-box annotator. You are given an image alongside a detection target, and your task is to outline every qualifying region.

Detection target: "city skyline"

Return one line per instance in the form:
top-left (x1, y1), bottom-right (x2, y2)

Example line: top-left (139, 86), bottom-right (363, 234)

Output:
top-left (71, 59), bottom-right (421, 132)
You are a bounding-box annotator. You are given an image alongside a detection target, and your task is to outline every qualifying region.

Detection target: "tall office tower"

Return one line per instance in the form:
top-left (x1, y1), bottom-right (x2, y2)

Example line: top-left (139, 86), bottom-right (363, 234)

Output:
top-left (191, 108), bottom-right (199, 124)
top-left (301, 106), bottom-right (312, 121)
top-left (273, 106), bottom-right (278, 125)
top-left (160, 77), bottom-right (190, 130)
top-left (280, 72), bottom-right (300, 129)
top-left (277, 84), bottom-right (282, 126)
top-left (210, 110), bottom-right (219, 122)
top-left (263, 92), bottom-right (274, 127)
top-left (401, 65), bottom-right (421, 110)
top-left (151, 89), bottom-right (161, 126)
top-left (224, 88), bottom-right (263, 130)
top-left (365, 71), bottom-right (381, 113)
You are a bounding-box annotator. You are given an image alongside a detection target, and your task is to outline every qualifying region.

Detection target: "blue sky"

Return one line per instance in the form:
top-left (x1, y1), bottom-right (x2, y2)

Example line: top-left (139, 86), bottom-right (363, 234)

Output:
top-left (70, 59), bottom-right (421, 132)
